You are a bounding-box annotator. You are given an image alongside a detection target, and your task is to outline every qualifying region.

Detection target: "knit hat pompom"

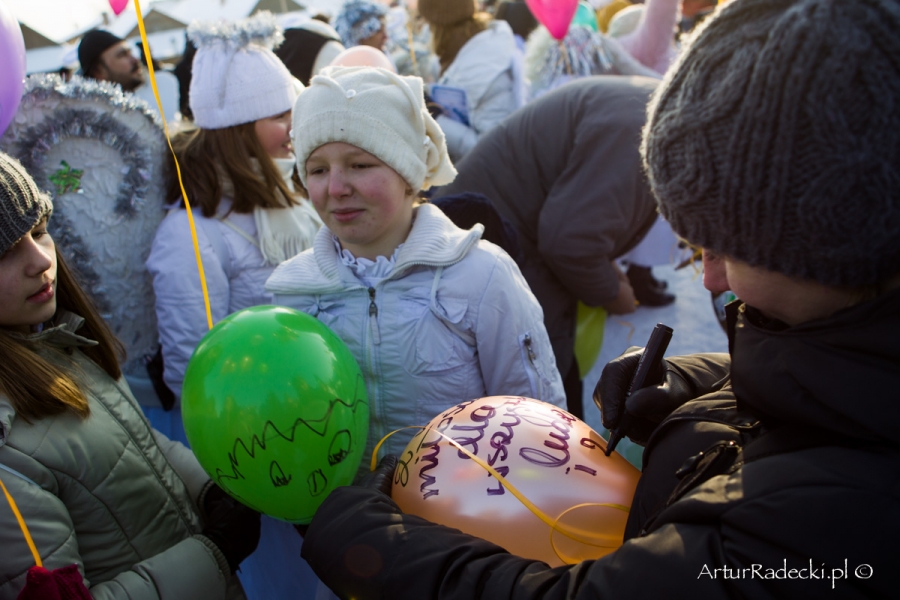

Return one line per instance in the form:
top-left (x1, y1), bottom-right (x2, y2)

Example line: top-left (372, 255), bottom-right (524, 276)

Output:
top-left (0, 153), bottom-right (53, 257)
top-left (189, 11), bottom-right (299, 129)
top-left (643, 0), bottom-right (900, 287)
top-left (334, 1), bottom-right (388, 47)
top-left (292, 66), bottom-right (457, 192)
top-left (419, 0), bottom-right (478, 27)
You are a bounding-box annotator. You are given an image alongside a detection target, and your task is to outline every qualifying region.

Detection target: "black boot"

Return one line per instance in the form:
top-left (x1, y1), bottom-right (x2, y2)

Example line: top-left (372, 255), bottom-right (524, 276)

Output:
top-left (627, 265), bottom-right (676, 307)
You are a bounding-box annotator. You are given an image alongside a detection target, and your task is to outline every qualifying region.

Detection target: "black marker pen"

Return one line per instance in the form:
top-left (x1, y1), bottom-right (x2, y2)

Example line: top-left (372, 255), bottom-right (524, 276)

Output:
top-left (604, 323), bottom-right (674, 457)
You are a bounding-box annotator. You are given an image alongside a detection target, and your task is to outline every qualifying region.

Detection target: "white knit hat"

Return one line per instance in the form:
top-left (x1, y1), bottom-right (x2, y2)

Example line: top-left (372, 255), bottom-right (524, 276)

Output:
top-left (292, 66), bottom-right (457, 191)
top-left (189, 11), bottom-right (298, 129)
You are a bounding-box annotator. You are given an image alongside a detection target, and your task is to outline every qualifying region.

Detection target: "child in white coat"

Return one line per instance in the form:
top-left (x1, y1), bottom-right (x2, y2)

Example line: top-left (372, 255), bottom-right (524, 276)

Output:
top-left (145, 13), bottom-right (322, 600)
top-left (147, 12), bottom-right (322, 412)
top-left (266, 66), bottom-right (566, 471)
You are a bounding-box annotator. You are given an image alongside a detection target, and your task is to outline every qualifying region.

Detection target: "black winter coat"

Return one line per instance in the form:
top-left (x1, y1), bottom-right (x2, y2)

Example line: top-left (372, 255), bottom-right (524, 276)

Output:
top-left (301, 290), bottom-right (900, 599)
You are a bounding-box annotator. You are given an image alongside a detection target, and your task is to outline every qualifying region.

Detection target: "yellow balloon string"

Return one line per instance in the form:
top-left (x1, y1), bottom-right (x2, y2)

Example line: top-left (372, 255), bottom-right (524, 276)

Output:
top-left (0, 476), bottom-right (42, 568)
top-left (371, 427), bottom-right (630, 563)
top-left (134, 0), bottom-right (215, 331)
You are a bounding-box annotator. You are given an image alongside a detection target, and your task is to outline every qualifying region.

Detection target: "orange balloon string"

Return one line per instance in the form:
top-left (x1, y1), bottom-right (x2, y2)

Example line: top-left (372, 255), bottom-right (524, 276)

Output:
top-left (134, 0), bottom-right (215, 331)
top-left (0, 475), bottom-right (42, 568)
top-left (372, 426), bottom-right (630, 564)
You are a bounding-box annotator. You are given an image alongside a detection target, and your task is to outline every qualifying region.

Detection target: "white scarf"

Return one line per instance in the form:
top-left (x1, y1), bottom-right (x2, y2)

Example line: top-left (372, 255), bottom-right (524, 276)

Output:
top-left (253, 157), bottom-right (323, 266)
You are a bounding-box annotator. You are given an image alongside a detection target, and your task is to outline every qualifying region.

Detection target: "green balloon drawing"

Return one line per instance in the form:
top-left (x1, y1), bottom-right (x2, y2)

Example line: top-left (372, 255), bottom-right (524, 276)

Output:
top-left (182, 305), bottom-right (369, 524)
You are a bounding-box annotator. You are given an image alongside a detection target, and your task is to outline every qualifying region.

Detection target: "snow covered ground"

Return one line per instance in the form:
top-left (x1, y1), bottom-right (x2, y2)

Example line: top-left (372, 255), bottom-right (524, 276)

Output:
top-left (578, 261), bottom-right (730, 467)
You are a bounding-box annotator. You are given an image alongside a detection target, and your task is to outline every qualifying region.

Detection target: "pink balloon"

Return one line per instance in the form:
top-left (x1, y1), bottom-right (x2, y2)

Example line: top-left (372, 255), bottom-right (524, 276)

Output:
top-left (526, 0), bottom-right (579, 40)
top-left (329, 46), bottom-right (397, 73)
top-left (0, 0), bottom-right (26, 137)
top-left (109, 0), bottom-right (129, 16)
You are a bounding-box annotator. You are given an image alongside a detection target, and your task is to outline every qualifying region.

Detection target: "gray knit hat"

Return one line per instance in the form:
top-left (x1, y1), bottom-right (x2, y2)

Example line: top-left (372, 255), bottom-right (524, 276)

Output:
top-left (643, 0), bottom-right (900, 287)
top-left (0, 153), bottom-right (53, 256)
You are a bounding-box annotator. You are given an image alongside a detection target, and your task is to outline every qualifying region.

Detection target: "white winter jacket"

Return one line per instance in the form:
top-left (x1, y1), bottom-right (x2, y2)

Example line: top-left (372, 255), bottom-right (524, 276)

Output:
top-left (266, 204), bottom-right (565, 464)
top-left (434, 20), bottom-right (525, 162)
top-left (147, 202), bottom-right (277, 400)
top-left (0, 314), bottom-right (242, 599)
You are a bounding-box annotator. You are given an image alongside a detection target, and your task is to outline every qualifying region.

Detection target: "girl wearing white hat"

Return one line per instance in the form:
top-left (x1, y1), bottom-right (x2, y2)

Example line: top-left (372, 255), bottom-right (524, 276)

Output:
top-left (146, 12), bottom-right (325, 599)
top-left (266, 66), bottom-right (566, 473)
top-left (147, 12), bottom-right (322, 414)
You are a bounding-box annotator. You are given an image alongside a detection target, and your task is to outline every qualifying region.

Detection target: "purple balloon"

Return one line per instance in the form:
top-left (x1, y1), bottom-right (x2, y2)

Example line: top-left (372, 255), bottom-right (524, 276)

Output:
top-left (0, 0), bottom-right (26, 137)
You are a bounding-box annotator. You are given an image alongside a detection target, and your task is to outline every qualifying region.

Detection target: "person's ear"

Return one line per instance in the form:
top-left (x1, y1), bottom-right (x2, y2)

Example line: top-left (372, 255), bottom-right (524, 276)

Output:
top-left (91, 61), bottom-right (109, 80)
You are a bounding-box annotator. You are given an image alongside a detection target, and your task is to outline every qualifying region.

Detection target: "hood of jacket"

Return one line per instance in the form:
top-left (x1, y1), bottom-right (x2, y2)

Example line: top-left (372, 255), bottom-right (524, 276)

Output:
top-left (440, 20), bottom-right (518, 108)
top-left (266, 203), bottom-right (483, 294)
top-left (0, 313), bottom-right (96, 448)
top-left (730, 287), bottom-right (900, 446)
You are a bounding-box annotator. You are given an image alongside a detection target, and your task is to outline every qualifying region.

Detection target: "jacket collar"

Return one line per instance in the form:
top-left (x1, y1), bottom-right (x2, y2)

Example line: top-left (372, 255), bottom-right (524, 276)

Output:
top-left (0, 312), bottom-right (96, 446)
top-left (266, 203), bottom-right (483, 294)
top-left (729, 288), bottom-right (900, 446)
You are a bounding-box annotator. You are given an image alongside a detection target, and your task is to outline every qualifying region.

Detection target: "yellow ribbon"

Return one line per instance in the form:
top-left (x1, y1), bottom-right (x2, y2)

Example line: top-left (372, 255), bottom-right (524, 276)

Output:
top-left (371, 426), bottom-right (630, 564)
top-left (0, 475), bottom-right (42, 568)
top-left (134, 0), bottom-right (215, 331)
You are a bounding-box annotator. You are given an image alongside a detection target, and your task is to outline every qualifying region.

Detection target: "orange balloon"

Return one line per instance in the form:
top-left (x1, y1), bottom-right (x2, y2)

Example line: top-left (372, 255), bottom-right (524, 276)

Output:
top-left (392, 396), bottom-right (640, 567)
top-left (328, 46), bottom-right (397, 73)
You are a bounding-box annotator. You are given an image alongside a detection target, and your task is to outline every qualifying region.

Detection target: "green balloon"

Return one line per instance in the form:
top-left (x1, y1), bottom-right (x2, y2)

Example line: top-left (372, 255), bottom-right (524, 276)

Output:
top-left (182, 305), bottom-right (369, 524)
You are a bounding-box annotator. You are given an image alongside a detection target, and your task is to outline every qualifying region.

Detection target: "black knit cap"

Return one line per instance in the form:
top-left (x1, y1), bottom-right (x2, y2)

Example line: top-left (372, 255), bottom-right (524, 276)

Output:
top-left (0, 153), bottom-right (53, 256)
top-left (78, 29), bottom-right (124, 77)
top-left (643, 0), bottom-right (900, 287)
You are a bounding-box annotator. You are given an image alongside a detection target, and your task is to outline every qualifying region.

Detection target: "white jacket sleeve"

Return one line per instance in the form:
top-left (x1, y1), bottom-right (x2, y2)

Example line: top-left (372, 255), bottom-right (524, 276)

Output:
top-left (468, 69), bottom-right (518, 139)
top-left (0, 471), bottom-right (228, 600)
top-left (436, 71), bottom-right (518, 163)
top-left (474, 252), bottom-right (566, 409)
top-left (146, 211), bottom-right (232, 400)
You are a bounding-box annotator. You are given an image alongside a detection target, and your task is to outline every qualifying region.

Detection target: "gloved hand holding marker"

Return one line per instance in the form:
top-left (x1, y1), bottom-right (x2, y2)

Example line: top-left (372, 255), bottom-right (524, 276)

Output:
top-left (603, 323), bottom-right (673, 456)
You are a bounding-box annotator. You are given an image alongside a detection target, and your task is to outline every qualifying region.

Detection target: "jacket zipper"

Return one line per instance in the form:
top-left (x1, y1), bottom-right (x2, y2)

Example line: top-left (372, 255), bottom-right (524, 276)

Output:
top-left (368, 287), bottom-right (381, 345)
top-left (365, 286), bottom-right (384, 454)
top-left (523, 333), bottom-right (544, 400)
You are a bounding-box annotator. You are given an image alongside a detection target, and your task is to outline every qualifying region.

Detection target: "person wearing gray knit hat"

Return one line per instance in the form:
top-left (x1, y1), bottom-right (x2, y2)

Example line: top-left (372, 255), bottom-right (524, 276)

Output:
top-left (644, 0), bottom-right (900, 289)
top-left (0, 153), bottom-right (262, 599)
top-left (0, 152), bottom-right (52, 257)
top-left (287, 3), bottom-right (900, 600)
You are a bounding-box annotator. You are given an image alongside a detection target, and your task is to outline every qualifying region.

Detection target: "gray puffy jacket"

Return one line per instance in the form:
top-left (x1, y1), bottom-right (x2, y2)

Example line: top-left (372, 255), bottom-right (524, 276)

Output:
top-left (0, 314), bottom-right (244, 599)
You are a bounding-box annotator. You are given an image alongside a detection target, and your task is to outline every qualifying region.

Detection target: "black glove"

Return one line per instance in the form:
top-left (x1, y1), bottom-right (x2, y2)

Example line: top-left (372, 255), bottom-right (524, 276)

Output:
top-left (358, 454), bottom-right (399, 497)
top-left (594, 348), bottom-right (731, 446)
top-left (294, 455), bottom-right (399, 539)
top-left (200, 486), bottom-right (261, 572)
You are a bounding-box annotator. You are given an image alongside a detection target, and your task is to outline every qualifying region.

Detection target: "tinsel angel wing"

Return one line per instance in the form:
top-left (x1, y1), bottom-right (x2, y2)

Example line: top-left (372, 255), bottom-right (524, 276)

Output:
top-left (0, 74), bottom-right (168, 380)
top-left (188, 10), bottom-right (284, 51)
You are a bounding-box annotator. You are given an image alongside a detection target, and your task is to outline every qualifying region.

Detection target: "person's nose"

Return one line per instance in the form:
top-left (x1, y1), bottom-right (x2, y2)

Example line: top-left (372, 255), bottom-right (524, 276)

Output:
top-left (702, 249), bottom-right (730, 294)
top-left (327, 169), bottom-right (351, 199)
top-left (22, 237), bottom-right (54, 278)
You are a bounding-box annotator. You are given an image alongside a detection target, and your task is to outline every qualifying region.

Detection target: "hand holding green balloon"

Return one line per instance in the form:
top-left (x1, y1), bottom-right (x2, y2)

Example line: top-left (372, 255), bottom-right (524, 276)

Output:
top-left (182, 306), bottom-right (369, 524)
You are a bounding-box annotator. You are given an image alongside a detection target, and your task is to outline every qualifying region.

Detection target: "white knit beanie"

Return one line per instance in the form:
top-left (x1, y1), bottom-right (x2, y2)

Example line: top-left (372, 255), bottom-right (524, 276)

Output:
top-left (292, 66), bottom-right (457, 191)
top-left (189, 11), bottom-right (298, 129)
